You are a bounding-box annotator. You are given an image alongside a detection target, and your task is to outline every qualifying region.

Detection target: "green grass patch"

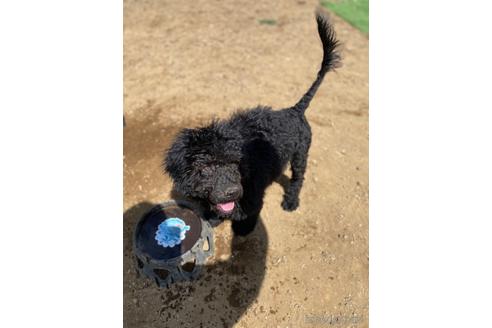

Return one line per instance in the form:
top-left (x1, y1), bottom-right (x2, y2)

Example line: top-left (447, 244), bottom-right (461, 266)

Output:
top-left (321, 0), bottom-right (369, 34)
top-left (258, 19), bottom-right (277, 26)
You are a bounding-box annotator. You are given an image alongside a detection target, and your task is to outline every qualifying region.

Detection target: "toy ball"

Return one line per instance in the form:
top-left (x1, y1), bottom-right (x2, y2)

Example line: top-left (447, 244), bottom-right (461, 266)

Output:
top-left (133, 200), bottom-right (214, 287)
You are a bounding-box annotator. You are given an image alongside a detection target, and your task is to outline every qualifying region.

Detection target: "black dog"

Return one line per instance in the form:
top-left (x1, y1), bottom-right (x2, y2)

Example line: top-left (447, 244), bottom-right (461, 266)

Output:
top-left (164, 13), bottom-right (340, 236)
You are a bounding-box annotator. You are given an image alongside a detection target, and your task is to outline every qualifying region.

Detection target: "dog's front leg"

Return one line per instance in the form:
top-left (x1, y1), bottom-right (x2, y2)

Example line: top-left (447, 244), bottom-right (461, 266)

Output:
top-left (231, 192), bottom-right (263, 236)
top-left (232, 212), bottom-right (259, 237)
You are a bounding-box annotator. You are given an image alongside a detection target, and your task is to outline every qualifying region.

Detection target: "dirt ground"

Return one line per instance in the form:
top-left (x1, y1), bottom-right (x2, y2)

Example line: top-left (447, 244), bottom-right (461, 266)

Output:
top-left (124, 0), bottom-right (368, 327)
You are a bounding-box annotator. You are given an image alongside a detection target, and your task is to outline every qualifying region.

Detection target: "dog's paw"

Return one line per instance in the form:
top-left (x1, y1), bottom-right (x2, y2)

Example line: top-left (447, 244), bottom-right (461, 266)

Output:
top-left (281, 196), bottom-right (299, 212)
top-left (232, 219), bottom-right (257, 236)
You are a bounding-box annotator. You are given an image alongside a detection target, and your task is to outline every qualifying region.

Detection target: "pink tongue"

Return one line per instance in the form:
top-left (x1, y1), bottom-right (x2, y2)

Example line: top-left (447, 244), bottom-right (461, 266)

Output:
top-left (217, 201), bottom-right (235, 212)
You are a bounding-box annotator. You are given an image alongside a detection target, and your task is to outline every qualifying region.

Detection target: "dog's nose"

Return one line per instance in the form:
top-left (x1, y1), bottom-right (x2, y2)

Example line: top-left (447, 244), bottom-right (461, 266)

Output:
top-left (225, 186), bottom-right (241, 199)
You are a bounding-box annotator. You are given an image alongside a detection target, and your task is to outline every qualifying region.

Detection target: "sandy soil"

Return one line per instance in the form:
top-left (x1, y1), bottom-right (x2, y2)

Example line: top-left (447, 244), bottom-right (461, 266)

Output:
top-left (124, 0), bottom-right (368, 327)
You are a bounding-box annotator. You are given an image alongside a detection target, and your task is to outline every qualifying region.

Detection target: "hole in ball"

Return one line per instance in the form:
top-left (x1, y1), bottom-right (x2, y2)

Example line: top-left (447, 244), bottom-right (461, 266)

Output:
top-left (153, 268), bottom-right (170, 280)
top-left (203, 237), bottom-right (210, 251)
top-left (136, 258), bottom-right (144, 269)
top-left (181, 260), bottom-right (196, 272)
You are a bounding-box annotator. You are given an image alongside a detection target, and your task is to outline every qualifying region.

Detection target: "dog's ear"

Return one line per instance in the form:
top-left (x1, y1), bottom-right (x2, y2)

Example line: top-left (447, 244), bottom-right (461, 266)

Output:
top-left (163, 128), bottom-right (193, 182)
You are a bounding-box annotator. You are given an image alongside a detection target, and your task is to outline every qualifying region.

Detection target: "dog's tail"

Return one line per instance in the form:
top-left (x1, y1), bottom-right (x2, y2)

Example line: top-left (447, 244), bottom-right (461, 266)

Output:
top-left (293, 13), bottom-right (341, 114)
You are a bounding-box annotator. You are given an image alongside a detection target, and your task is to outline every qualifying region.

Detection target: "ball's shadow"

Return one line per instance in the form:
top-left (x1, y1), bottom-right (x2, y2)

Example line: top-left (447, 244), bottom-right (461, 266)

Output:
top-left (124, 201), bottom-right (268, 328)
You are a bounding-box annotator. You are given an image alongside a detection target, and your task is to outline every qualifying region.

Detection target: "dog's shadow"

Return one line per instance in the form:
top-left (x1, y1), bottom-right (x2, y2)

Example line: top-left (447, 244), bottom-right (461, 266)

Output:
top-left (123, 201), bottom-right (268, 328)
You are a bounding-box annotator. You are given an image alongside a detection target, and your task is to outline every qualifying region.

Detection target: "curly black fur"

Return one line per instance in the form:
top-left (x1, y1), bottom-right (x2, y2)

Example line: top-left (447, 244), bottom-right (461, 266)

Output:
top-left (164, 13), bottom-right (341, 236)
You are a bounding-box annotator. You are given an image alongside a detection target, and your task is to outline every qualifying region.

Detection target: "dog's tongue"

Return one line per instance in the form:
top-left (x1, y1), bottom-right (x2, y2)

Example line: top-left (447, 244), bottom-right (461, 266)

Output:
top-left (217, 201), bottom-right (235, 212)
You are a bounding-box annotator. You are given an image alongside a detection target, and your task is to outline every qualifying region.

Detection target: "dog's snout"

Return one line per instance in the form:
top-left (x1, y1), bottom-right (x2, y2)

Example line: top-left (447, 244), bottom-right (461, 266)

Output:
top-left (225, 186), bottom-right (241, 199)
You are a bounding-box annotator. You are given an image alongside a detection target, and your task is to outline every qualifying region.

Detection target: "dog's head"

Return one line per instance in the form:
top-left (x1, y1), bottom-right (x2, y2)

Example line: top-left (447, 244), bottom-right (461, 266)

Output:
top-left (164, 121), bottom-right (243, 218)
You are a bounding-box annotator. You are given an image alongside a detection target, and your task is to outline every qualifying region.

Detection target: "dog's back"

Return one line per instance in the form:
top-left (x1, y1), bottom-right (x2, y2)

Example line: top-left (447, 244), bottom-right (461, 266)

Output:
top-left (224, 13), bottom-right (341, 186)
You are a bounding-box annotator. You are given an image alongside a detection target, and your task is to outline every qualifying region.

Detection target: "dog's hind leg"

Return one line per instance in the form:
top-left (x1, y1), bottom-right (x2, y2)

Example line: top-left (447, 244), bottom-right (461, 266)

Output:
top-left (281, 150), bottom-right (308, 211)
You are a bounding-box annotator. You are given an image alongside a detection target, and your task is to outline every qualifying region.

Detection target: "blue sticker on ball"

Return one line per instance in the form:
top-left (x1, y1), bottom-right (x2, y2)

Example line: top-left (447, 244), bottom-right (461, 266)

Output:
top-left (155, 217), bottom-right (191, 248)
